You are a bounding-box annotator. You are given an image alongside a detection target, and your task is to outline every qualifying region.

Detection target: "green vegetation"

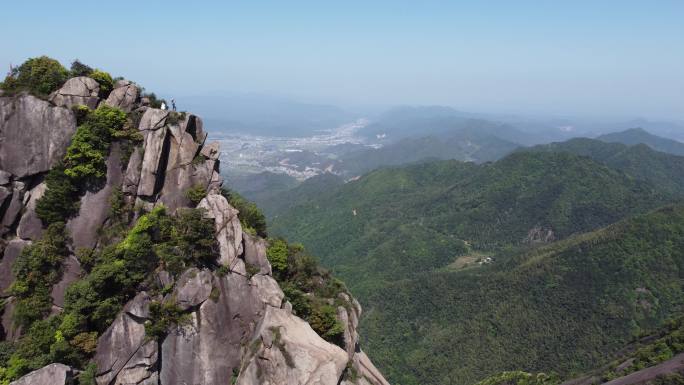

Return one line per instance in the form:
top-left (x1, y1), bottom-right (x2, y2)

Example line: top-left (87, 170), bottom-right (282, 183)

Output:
top-left (0, 56), bottom-right (68, 96)
top-left (266, 149), bottom-right (684, 385)
top-left (9, 223), bottom-right (69, 328)
top-left (271, 151), bottom-right (675, 295)
top-left (266, 239), bottom-right (346, 347)
top-left (69, 60), bottom-right (93, 77)
top-left (88, 69), bottom-right (113, 98)
top-left (166, 111), bottom-right (186, 125)
top-left (0, 206), bottom-right (218, 382)
top-left (361, 205), bottom-right (684, 385)
top-left (474, 371), bottom-right (559, 385)
top-left (34, 165), bottom-right (81, 225)
top-left (597, 128), bottom-right (684, 157)
top-left (227, 171), bottom-right (300, 217)
top-left (597, 316), bottom-right (684, 382)
top-left (145, 302), bottom-right (187, 341)
top-left (221, 188), bottom-right (267, 237)
top-left (63, 105), bottom-right (126, 180)
top-left (527, 138), bottom-right (684, 194)
top-left (36, 104), bottom-right (138, 226)
top-left (185, 184), bottom-right (207, 205)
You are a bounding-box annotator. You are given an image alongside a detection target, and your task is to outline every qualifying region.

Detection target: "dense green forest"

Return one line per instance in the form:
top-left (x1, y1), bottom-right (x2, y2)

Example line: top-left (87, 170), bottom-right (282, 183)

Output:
top-left (271, 150), bottom-right (678, 295)
top-left (266, 142), bottom-right (684, 385)
top-left (597, 128), bottom-right (684, 156)
top-left (363, 205), bottom-right (684, 385)
top-left (527, 138), bottom-right (684, 194)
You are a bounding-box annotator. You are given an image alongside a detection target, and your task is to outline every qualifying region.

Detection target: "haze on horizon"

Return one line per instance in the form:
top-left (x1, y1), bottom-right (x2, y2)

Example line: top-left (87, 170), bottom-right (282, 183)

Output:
top-left (1, 0), bottom-right (683, 121)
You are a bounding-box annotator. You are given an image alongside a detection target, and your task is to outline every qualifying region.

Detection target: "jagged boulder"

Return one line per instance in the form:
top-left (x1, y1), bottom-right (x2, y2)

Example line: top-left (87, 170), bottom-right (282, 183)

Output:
top-left (95, 292), bottom-right (153, 385)
top-left (182, 114), bottom-right (207, 145)
top-left (138, 108), bottom-right (168, 132)
top-left (173, 268), bottom-right (213, 310)
top-left (237, 306), bottom-right (348, 385)
top-left (137, 109), bottom-right (170, 197)
top-left (49, 76), bottom-right (100, 109)
top-left (9, 363), bottom-right (75, 385)
top-left (122, 146), bottom-right (143, 195)
top-left (66, 143), bottom-right (123, 249)
top-left (16, 182), bottom-right (46, 240)
top-left (105, 80), bottom-right (139, 112)
top-left (160, 272), bottom-right (268, 385)
top-left (1, 297), bottom-right (21, 341)
top-left (0, 94), bottom-right (77, 178)
top-left (201, 140), bottom-right (220, 159)
top-left (0, 182), bottom-right (25, 236)
top-left (50, 255), bottom-right (82, 308)
top-left (343, 351), bottom-right (392, 385)
top-left (157, 114), bottom-right (215, 211)
top-left (198, 194), bottom-right (244, 272)
top-left (243, 232), bottom-right (272, 275)
top-left (0, 239), bottom-right (30, 295)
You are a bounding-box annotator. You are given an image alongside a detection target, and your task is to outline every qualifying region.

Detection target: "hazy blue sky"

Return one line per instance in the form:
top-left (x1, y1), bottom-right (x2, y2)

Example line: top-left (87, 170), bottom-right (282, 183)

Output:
top-left (2, 1), bottom-right (683, 119)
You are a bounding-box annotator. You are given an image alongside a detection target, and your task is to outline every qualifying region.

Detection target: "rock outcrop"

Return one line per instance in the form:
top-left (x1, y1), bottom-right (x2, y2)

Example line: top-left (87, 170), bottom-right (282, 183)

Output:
top-left (66, 143), bottom-right (123, 249)
top-left (0, 94), bottom-right (76, 178)
top-left (49, 76), bottom-right (100, 109)
top-left (8, 363), bottom-right (75, 385)
top-left (239, 305), bottom-right (349, 385)
top-left (1, 77), bottom-right (389, 385)
top-left (104, 80), bottom-right (139, 112)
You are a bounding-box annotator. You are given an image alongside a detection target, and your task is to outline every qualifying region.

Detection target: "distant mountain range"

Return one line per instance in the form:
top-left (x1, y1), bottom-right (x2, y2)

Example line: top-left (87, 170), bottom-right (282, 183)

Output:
top-left (597, 127), bottom-right (684, 156)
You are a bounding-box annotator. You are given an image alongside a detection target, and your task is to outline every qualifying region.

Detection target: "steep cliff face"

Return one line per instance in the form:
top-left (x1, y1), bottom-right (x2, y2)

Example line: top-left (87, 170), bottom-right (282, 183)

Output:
top-left (0, 74), bottom-right (388, 385)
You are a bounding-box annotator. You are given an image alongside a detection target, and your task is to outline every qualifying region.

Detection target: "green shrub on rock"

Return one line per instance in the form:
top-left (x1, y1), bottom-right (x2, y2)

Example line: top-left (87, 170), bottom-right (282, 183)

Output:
top-left (266, 239), bottom-right (289, 274)
top-left (0, 56), bottom-right (68, 96)
top-left (145, 302), bottom-right (187, 341)
top-left (266, 238), bottom-right (348, 347)
top-left (37, 104), bottom-right (127, 226)
top-left (221, 188), bottom-right (267, 237)
top-left (69, 60), bottom-right (93, 77)
top-left (64, 104), bottom-right (126, 181)
top-left (185, 185), bottom-right (207, 205)
top-left (88, 69), bottom-right (113, 98)
top-left (10, 223), bottom-right (69, 328)
top-left (35, 165), bottom-right (80, 226)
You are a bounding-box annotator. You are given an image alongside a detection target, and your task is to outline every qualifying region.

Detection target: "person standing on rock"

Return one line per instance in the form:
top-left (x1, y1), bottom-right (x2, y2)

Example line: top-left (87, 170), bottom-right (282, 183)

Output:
top-left (161, 101), bottom-right (167, 110)
top-left (171, 98), bottom-right (176, 111)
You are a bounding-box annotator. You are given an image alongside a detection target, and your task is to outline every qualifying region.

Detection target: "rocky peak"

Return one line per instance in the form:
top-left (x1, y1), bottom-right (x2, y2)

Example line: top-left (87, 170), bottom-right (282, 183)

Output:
top-left (0, 70), bottom-right (388, 385)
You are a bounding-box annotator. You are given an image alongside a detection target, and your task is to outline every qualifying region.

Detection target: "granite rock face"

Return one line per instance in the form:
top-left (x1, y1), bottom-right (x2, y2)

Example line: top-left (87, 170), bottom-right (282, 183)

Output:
top-left (94, 292), bottom-right (153, 385)
top-left (0, 239), bottom-right (30, 295)
top-left (198, 194), bottom-right (245, 271)
top-left (9, 363), bottom-right (75, 385)
top-left (0, 94), bottom-right (76, 178)
top-left (0, 77), bottom-right (390, 385)
top-left (16, 182), bottom-right (46, 240)
top-left (104, 81), bottom-right (139, 112)
top-left (237, 306), bottom-right (348, 385)
top-left (66, 143), bottom-right (123, 249)
top-left (49, 76), bottom-right (100, 109)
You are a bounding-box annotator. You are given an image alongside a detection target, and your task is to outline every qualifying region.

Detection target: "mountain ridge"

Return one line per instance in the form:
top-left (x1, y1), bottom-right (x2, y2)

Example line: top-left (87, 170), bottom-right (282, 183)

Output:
top-left (0, 56), bottom-right (388, 385)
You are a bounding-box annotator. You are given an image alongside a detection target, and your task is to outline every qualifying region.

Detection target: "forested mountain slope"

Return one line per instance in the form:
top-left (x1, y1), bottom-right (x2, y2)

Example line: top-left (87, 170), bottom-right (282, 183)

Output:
top-left (364, 205), bottom-right (684, 385)
top-left (269, 147), bottom-right (684, 385)
top-left (271, 151), bottom-right (677, 294)
top-left (597, 128), bottom-right (684, 156)
top-left (527, 138), bottom-right (684, 194)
